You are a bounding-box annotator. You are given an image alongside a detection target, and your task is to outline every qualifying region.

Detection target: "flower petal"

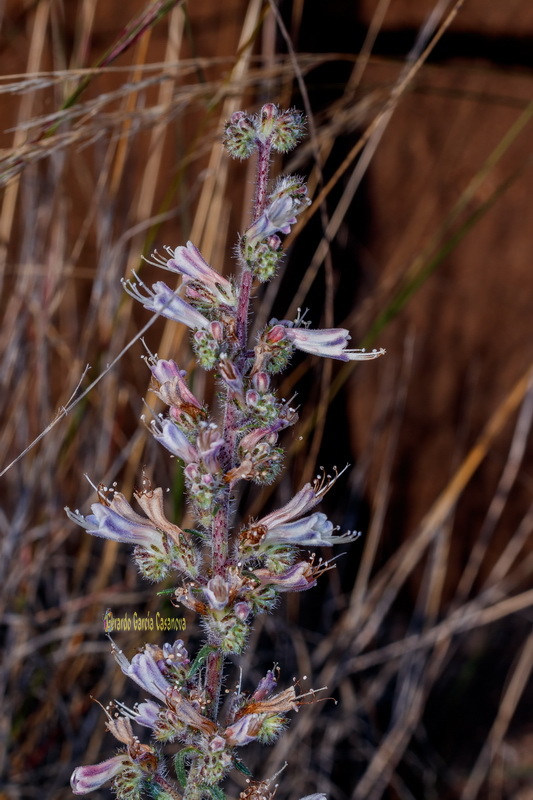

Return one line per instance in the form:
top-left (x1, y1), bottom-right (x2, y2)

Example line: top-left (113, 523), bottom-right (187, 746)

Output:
top-left (71, 755), bottom-right (130, 794)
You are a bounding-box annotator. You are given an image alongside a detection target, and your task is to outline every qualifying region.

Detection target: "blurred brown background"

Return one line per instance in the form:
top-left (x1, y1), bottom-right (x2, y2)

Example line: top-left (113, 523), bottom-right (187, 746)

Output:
top-left (0, 1), bottom-right (532, 799)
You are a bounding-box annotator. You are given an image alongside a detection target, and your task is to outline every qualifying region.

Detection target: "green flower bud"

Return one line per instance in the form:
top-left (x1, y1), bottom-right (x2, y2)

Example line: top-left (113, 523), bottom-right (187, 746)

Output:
top-left (223, 112), bottom-right (258, 159)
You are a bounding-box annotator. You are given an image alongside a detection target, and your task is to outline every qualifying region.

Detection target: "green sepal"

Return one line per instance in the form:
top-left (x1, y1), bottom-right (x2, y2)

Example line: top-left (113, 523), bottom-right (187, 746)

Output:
top-left (174, 747), bottom-right (200, 787)
top-left (240, 569), bottom-right (261, 585)
top-left (233, 757), bottom-right (253, 777)
top-left (202, 785), bottom-right (226, 800)
top-left (146, 780), bottom-right (182, 800)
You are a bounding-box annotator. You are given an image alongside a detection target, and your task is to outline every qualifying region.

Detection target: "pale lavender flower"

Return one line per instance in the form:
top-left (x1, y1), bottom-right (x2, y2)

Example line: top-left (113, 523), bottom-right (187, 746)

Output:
top-left (246, 196), bottom-right (298, 245)
top-left (224, 713), bottom-right (262, 746)
top-left (65, 492), bottom-right (165, 550)
top-left (122, 274), bottom-right (209, 328)
top-left (149, 358), bottom-right (203, 410)
top-left (263, 512), bottom-right (347, 546)
top-left (167, 687), bottom-right (217, 734)
top-left (244, 468), bottom-right (359, 547)
top-left (196, 422), bottom-right (225, 473)
top-left (203, 574), bottom-right (229, 610)
top-left (71, 755), bottom-right (131, 794)
top-left (150, 415), bottom-right (198, 462)
top-left (165, 241), bottom-right (236, 307)
top-left (299, 795), bottom-right (327, 800)
top-left (253, 561), bottom-right (319, 592)
top-left (114, 699), bottom-right (161, 729)
top-left (112, 642), bottom-right (171, 703)
top-left (282, 325), bottom-right (386, 361)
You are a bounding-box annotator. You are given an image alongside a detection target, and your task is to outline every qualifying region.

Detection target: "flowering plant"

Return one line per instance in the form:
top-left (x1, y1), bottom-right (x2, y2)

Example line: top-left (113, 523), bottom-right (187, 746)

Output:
top-left (66, 103), bottom-right (384, 800)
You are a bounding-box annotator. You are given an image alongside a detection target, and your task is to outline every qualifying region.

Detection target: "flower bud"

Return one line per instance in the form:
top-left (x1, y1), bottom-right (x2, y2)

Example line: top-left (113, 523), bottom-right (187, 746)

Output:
top-left (266, 324), bottom-right (286, 344)
top-left (204, 575), bottom-right (229, 610)
top-left (270, 107), bottom-right (306, 153)
top-left (208, 320), bottom-right (224, 341)
top-left (234, 601), bottom-right (251, 621)
top-left (193, 328), bottom-right (222, 370)
top-left (223, 112), bottom-right (258, 159)
top-left (252, 371), bottom-right (270, 393)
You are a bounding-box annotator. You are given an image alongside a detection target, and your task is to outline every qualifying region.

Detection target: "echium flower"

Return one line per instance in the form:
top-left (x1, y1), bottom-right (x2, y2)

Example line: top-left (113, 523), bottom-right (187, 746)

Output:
top-left (65, 489), bottom-right (167, 551)
top-left (71, 705), bottom-right (159, 797)
top-left (239, 467), bottom-right (359, 552)
top-left (147, 356), bottom-right (205, 426)
top-left (122, 273), bottom-right (210, 329)
top-left (266, 322), bottom-right (386, 363)
top-left (66, 482), bottom-right (200, 581)
top-left (149, 414), bottom-right (199, 462)
top-left (145, 240), bottom-right (237, 309)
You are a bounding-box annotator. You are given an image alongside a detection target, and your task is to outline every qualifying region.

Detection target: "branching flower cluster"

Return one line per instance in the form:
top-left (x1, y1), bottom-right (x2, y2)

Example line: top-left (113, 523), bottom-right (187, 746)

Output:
top-left (67, 103), bottom-right (384, 800)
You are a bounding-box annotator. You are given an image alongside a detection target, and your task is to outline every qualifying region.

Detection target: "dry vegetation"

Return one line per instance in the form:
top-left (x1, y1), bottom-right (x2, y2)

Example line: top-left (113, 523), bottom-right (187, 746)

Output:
top-left (0, 1), bottom-right (532, 799)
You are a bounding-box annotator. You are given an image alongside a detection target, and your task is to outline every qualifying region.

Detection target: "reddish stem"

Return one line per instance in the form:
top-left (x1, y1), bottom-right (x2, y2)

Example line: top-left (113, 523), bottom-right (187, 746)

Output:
top-left (204, 134), bottom-right (273, 730)
top-left (236, 138), bottom-right (272, 349)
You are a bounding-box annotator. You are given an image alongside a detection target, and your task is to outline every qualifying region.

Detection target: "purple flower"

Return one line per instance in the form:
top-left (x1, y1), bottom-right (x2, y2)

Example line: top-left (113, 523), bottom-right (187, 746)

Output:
top-left (224, 713), bottom-right (262, 746)
top-left (253, 561), bottom-right (318, 592)
top-left (246, 197), bottom-right (298, 244)
top-left (65, 492), bottom-right (165, 550)
top-left (196, 422), bottom-right (225, 473)
top-left (114, 699), bottom-right (161, 729)
top-left (251, 670), bottom-right (278, 701)
top-left (150, 416), bottom-right (199, 463)
top-left (283, 326), bottom-right (386, 361)
top-left (112, 642), bottom-right (171, 703)
top-left (71, 755), bottom-right (131, 794)
top-left (244, 470), bottom-right (359, 547)
top-left (166, 241), bottom-right (236, 307)
top-left (149, 358), bottom-right (203, 411)
top-left (122, 274), bottom-right (209, 329)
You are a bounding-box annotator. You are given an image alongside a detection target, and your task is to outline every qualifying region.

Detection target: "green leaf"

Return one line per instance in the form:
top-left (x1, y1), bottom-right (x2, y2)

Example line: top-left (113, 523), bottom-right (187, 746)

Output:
top-left (187, 644), bottom-right (216, 679)
top-left (185, 528), bottom-right (209, 540)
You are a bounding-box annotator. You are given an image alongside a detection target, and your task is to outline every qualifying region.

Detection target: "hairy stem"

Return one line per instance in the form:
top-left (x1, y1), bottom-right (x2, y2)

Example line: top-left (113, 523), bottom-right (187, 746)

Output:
top-left (204, 649), bottom-right (224, 719)
top-left (154, 773), bottom-right (183, 799)
top-left (236, 138), bottom-right (272, 349)
top-left (253, 139), bottom-right (272, 218)
top-left (187, 136), bottom-right (275, 796)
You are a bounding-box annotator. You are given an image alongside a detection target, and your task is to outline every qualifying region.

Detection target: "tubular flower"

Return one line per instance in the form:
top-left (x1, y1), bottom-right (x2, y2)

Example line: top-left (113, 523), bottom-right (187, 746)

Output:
top-left (65, 491), bottom-right (166, 550)
top-left (241, 470), bottom-right (358, 548)
top-left (150, 416), bottom-right (199, 463)
top-left (112, 641), bottom-right (172, 704)
top-left (71, 704), bottom-right (159, 795)
top-left (166, 241), bottom-right (237, 308)
top-left (114, 699), bottom-right (161, 730)
top-left (122, 274), bottom-right (210, 329)
top-left (148, 357), bottom-right (204, 419)
top-left (166, 687), bottom-right (218, 735)
top-left (253, 561), bottom-right (319, 592)
top-left (71, 755), bottom-right (132, 795)
top-left (279, 325), bottom-right (385, 362)
top-left (245, 193), bottom-right (309, 247)
top-left (196, 422), bottom-right (225, 473)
